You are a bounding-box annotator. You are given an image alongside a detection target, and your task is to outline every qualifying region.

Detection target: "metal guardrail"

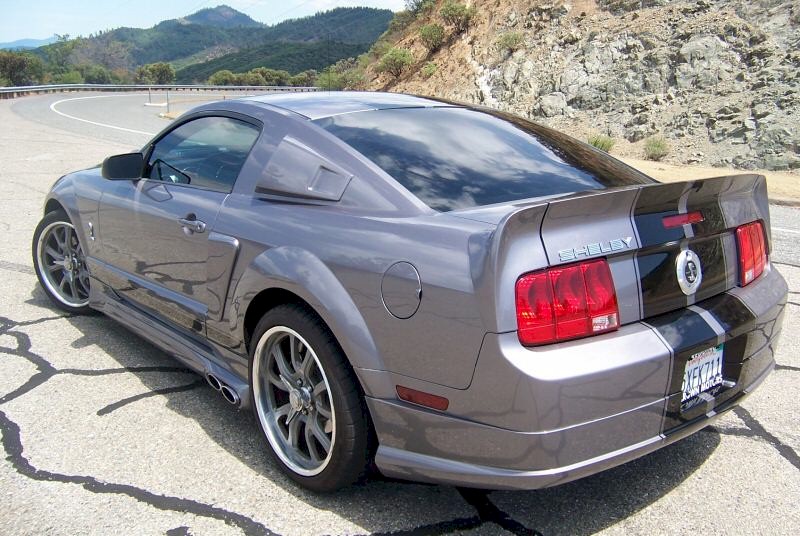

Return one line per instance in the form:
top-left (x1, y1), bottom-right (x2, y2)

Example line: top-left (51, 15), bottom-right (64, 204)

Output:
top-left (0, 84), bottom-right (321, 99)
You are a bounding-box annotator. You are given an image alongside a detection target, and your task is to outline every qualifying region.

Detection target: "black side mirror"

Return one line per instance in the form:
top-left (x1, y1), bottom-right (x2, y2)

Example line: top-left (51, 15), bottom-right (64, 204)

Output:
top-left (101, 152), bottom-right (144, 180)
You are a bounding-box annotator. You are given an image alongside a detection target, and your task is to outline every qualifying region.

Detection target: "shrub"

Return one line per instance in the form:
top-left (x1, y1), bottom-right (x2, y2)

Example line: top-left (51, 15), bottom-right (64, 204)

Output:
top-left (0, 51), bottom-right (44, 85)
top-left (208, 69), bottom-right (236, 85)
top-left (135, 62), bottom-right (175, 84)
top-left (236, 71), bottom-right (266, 86)
top-left (249, 68), bottom-right (290, 86)
top-left (588, 134), bottom-right (615, 152)
top-left (421, 61), bottom-right (437, 78)
top-left (389, 11), bottom-right (415, 33)
top-left (369, 39), bottom-right (393, 59)
top-left (54, 70), bottom-right (84, 84)
top-left (315, 70), bottom-right (344, 90)
top-left (496, 31), bottom-right (524, 52)
top-left (644, 135), bottom-right (670, 161)
top-left (79, 64), bottom-right (112, 84)
top-left (377, 47), bottom-right (414, 78)
top-left (419, 24), bottom-right (445, 52)
top-left (288, 70), bottom-right (317, 87)
top-left (405, 0), bottom-right (435, 14)
top-left (440, 1), bottom-right (476, 33)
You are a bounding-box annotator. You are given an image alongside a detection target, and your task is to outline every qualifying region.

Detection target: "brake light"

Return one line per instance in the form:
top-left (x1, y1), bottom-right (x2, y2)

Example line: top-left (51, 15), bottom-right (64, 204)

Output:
top-left (516, 259), bottom-right (619, 346)
top-left (662, 211), bottom-right (704, 229)
top-left (736, 221), bottom-right (767, 286)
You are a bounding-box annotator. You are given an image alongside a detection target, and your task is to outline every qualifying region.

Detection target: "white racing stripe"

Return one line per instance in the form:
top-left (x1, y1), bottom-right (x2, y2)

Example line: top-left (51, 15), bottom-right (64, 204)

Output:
top-left (773, 227), bottom-right (800, 235)
top-left (49, 95), bottom-right (157, 136)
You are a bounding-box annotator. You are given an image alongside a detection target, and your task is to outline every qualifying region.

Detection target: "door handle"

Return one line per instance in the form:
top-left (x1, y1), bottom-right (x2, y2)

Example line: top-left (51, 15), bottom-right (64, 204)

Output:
top-left (177, 216), bottom-right (206, 234)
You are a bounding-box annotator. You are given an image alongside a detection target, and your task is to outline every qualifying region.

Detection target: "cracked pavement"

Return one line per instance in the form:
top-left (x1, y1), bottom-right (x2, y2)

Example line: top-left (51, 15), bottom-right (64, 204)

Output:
top-left (1, 93), bottom-right (799, 535)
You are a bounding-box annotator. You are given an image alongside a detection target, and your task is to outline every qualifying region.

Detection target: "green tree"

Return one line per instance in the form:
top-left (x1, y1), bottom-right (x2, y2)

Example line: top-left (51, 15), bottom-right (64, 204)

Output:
top-left (135, 62), bottom-right (175, 84)
top-left (421, 61), bottom-right (437, 78)
top-left (237, 71), bottom-right (267, 86)
top-left (208, 69), bottom-right (236, 85)
top-left (405, 0), bottom-right (435, 14)
top-left (79, 64), bottom-right (112, 84)
top-left (289, 70), bottom-right (317, 87)
top-left (315, 70), bottom-right (343, 90)
top-left (0, 51), bottom-right (44, 86)
top-left (376, 47), bottom-right (414, 78)
top-left (419, 24), bottom-right (445, 52)
top-left (440, 1), bottom-right (476, 33)
top-left (54, 70), bottom-right (84, 84)
top-left (388, 10), bottom-right (415, 33)
top-left (250, 68), bottom-right (291, 86)
top-left (42, 35), bottom-right (78, 75)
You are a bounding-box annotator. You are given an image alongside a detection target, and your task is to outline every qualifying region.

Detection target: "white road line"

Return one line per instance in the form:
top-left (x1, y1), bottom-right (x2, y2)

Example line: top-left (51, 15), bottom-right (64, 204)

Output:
top-left (49, 95), bottom-right (157, 136)
top-left (774, 227), bottom-right (800, 235)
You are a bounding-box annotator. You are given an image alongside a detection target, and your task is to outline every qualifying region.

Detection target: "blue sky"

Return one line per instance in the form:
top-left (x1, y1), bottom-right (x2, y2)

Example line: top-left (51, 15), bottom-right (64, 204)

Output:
top-left (0, 0), bottom-right (405, 41)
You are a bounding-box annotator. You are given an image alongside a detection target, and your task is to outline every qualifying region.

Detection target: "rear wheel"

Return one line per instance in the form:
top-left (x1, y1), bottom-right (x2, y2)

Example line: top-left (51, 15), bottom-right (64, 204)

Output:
top-left (32, 209), bottom-right (92, 314)
top-left (250, 304), bottom-right (371, 492)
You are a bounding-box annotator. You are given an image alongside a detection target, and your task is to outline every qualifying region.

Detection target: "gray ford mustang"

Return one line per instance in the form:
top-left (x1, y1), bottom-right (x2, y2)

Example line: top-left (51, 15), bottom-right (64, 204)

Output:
top-left (32, 91), bottom-right (787, 492)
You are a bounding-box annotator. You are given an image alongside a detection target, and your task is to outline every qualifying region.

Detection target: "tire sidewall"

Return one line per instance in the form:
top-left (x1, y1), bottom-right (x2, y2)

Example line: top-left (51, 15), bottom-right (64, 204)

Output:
top-left (249, 304), bottom-right (368, 492)
top-left (32, 209), bottom-right (93, 315)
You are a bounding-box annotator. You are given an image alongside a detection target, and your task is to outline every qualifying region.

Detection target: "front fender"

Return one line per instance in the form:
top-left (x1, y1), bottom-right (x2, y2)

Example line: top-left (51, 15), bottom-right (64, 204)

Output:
top-left (44, 170), bottom-right (103, 255)
top-left (231, 246), bottom-right (388, 383)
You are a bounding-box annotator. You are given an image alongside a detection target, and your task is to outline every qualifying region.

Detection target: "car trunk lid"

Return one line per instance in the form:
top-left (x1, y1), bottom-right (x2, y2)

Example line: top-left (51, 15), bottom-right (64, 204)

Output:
top-left (475, 174), bottom-right (771, 333)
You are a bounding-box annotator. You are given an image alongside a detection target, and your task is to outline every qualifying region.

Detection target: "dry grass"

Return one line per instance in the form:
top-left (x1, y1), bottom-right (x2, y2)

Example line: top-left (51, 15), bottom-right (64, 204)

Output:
top-left (621, 157), bottom-right (800, 205)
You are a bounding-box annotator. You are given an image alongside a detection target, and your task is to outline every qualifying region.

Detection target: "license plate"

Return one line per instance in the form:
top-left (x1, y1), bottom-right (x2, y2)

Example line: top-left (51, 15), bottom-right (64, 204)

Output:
top-left (681, 344), bottom-right (724, 407)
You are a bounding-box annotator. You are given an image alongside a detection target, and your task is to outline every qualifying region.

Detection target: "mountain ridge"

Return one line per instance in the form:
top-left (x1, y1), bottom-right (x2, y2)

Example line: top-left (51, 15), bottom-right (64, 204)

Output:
top-left (31, 6), bottom-right (392, 78)
top-left (0, 36), bottom-right (57, 50)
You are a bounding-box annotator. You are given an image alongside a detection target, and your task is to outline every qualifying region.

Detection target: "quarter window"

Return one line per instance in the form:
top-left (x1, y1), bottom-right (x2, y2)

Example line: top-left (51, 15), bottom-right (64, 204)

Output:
top-left (147, 116), bottom-right (260, 192)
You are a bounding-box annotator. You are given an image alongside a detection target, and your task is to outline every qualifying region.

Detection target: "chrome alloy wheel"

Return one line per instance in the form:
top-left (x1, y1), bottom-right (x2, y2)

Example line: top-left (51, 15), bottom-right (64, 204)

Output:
top-left (253, 326), bottom-right (336, 476)
top-left (36, 221), bottom-right (90, 308)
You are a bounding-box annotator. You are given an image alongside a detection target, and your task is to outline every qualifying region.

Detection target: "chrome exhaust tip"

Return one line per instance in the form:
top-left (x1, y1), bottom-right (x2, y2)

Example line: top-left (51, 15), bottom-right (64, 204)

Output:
top-left (220, 385), bottom-right (240, 406)
top-left (206, 373), bottom-right (222, 391)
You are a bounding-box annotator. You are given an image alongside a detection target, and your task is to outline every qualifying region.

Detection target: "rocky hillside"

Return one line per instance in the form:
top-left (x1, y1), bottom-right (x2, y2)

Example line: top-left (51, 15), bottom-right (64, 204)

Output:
top-left (366, 0), bottom-right (800, 171)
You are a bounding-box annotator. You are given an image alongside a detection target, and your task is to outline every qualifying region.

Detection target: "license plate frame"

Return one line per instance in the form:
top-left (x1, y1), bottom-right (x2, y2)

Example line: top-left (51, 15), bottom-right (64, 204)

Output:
top-left (681, 344), bottom-right (724, 410)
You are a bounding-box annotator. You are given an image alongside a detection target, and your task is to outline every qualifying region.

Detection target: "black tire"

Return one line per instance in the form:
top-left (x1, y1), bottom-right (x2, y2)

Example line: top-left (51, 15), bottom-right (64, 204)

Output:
top-left (249, 303), bottom-right (372, 492)
top-left (32, 209), bottom-right (93, 315)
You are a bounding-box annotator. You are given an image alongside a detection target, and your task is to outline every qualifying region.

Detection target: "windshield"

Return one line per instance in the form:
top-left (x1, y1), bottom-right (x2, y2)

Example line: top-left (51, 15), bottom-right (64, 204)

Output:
top-left (315, 107), bottom-right (653, 211)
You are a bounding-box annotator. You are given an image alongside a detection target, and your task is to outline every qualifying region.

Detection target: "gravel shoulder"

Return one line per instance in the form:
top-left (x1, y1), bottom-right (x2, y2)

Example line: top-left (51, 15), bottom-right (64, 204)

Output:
top-left (621, 156), bottom-right (800, 205)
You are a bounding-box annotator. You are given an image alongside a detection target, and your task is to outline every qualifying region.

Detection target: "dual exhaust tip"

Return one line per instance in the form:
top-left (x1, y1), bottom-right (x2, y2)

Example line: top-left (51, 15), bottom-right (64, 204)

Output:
top-left (206, 373), bottom-right (240, 406)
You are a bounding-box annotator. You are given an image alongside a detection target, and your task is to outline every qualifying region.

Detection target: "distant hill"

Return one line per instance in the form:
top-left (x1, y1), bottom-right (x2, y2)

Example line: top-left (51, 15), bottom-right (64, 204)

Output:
top-left (35, 5), bottom-right (392, 75)
top-left (181, 5), bottom-right (262, 28)
top-left (175, 7), bottom-right (394, 81)
top-left (0, 36), bottom-right (57, 50)
top-left (262, 7), bottom-right (394, 44)
top-left (176, 41), bottom-right (371, 82)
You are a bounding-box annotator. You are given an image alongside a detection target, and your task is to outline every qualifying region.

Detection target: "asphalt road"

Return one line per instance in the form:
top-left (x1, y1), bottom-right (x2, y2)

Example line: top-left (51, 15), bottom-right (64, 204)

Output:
top-left (1, 92), bottom-right (799, 536)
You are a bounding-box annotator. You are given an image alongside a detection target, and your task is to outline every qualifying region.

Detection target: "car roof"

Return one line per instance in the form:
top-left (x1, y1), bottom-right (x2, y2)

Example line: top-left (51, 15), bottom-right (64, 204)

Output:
top-left (243, 91), bottom-right (459, 120)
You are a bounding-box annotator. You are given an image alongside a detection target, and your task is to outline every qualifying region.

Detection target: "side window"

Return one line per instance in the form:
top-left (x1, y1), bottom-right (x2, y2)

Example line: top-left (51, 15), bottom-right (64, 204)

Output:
top-left (147, 116), bottom-right (260, 192)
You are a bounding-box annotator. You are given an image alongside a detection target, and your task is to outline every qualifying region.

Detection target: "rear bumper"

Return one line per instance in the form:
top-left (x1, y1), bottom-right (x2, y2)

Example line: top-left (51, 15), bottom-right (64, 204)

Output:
top-left (367, 265), bottom-right (787, 489)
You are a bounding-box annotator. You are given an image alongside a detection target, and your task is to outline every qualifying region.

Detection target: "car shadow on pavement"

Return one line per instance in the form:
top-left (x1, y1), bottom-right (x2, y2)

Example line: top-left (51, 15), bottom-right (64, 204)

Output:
top-left (19, 285), bottom-right (721, 535)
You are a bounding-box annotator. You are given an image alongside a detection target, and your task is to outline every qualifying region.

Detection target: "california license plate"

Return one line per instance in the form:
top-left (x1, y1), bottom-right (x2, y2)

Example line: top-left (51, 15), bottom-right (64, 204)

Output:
top-left (681, 344), bottom-right (724, 408)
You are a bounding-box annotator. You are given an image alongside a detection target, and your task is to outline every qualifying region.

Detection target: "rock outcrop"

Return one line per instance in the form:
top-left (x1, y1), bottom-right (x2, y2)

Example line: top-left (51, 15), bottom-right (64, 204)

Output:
top-left (367, 0), bottom-right (800, 171)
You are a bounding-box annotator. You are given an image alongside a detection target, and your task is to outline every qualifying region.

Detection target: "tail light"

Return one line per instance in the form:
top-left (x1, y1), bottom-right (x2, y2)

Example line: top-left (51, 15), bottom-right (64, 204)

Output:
top-left (516, 259), bottom-right (619, 346)
top-left (736, 221), bottom-right (767, 286)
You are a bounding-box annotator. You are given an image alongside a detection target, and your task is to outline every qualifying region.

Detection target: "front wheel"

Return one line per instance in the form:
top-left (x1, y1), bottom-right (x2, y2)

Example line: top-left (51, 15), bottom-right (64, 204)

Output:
top-left (250, 304), bottom-right (372, 492)
top-left (32, 209), bottom-right (92, 314)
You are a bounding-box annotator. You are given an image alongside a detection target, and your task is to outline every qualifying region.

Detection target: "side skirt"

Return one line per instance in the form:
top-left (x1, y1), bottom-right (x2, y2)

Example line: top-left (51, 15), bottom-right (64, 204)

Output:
top-left (89, 277), bottom-right (252, 409)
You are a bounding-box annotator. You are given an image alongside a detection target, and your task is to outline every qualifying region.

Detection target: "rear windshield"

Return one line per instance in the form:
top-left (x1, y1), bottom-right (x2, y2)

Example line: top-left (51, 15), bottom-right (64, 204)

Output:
top-left (315, 107), bottom-right (653, 211)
